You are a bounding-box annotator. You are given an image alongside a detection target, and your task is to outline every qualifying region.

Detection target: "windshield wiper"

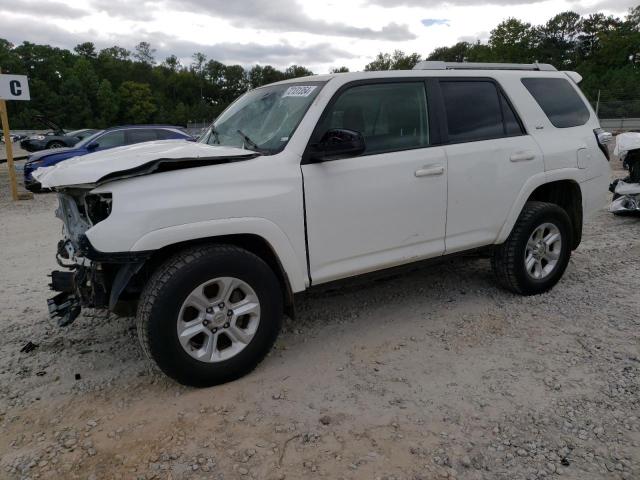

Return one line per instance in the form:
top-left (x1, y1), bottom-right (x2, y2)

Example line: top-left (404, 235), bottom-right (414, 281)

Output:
top-left (236, 129), bottom-right (265, 153)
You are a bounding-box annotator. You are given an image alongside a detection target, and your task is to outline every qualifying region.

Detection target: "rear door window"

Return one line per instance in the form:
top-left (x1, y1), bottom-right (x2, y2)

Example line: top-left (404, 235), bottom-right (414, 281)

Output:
top-left (521, 77), bottom-right (590, 128)
top-left (440, 80), bottom-right (523, 144)
top-left (320, 82), bottom-right (430, 155)
top-left (155, 129), bottom-right (178, 140)
top-left (127, 129), bottom-right (158, 144)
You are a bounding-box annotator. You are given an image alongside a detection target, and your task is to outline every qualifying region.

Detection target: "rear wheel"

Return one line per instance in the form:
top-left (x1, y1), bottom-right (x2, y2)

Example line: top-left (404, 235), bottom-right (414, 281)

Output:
top-left (492, 201), bottom-right (572, 295)
top-left (136, 245), bottom-right (283, 387)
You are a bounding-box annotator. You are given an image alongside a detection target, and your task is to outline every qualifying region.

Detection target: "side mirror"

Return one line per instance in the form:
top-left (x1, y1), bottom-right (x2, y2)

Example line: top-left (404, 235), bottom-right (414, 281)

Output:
top-left (309, 128), bottom-right (365, 162)
top-left (87, 142), bottom-right (99, 151)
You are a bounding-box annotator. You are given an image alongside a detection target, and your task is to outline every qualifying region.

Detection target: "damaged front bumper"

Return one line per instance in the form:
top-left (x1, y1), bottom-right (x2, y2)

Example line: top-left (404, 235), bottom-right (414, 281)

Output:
top-left (48, 189), bottom-right (150, 326)
top-left (48, 236), bottom-right (149, 326)
top-left (47, 270), bottom-right (81, 327)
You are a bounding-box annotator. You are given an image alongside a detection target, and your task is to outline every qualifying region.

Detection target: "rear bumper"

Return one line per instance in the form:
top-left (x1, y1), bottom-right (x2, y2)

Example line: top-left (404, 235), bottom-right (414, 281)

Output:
top-left (581, 173), bottom-right (610, 220)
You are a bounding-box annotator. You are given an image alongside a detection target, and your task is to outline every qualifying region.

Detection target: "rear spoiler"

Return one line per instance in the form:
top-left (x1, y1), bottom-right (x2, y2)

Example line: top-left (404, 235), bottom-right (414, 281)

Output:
top-left (563, 71), bottom-right (582, 84)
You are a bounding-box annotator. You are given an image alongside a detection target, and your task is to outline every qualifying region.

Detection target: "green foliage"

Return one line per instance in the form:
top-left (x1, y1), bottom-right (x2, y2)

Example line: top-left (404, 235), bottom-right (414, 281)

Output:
top-left (2, 5), bottom-right (639, 128)
top-left (422, 6), bottom-right (640, 113)
top-left (117, 81), bottom-right (156, 124)
top-left (96, 79), bottom-right (118, 127)
top-left (364, 50), bottom-right (422, 70)
top-left (1, 38), bottom-right (319, 129)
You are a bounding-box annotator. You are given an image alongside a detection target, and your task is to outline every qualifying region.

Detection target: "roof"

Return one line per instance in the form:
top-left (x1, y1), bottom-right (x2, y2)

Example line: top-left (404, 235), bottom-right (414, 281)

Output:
top-left (104, 124), bottom-right (185, 131)
top-left (264, 64), bottom-right (570, 87)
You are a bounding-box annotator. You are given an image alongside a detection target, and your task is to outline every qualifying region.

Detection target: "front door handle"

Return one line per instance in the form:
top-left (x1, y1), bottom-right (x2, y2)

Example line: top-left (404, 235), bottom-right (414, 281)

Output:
top-left (510, 151), bottom-right (536, 162)
top-left (415, 165), bottom-right (444, 177)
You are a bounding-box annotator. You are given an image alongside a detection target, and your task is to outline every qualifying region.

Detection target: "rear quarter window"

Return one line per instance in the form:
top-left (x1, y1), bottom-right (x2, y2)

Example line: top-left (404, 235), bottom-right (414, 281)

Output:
top-left (521, 77), bottom-right (590, 128)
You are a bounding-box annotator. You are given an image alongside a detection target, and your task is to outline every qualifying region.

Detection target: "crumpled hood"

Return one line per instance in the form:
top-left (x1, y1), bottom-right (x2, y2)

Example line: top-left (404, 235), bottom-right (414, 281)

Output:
top-left (33, 140), bottom-right (259, 188)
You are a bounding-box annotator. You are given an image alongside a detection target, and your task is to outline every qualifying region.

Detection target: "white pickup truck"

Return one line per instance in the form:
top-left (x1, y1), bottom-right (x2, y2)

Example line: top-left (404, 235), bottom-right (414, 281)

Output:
top-left (36, 62), bottom-right (611, 387)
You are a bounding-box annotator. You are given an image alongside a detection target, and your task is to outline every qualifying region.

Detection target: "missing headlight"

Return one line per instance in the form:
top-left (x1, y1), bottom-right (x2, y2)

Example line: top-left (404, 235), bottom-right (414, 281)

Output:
top-left (85, 193), bottom-right (112, 225)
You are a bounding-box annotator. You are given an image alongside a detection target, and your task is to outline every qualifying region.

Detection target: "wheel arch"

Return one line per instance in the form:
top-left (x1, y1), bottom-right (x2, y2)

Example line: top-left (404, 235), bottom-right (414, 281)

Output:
top-left (142, 234), bottom-right (297, 317)
top-left (497, 171), bottom-right (583, 250)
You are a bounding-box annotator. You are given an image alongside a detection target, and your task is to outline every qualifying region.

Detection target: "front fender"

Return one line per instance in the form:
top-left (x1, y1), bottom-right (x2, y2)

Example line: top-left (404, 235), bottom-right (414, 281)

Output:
top-left (128, 217), bottom-right (308, 292)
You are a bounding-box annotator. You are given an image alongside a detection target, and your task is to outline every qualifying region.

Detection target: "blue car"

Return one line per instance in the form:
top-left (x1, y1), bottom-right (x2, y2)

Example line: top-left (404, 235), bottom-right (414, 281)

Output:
top-left (24, 125), bottom-right (193, 192)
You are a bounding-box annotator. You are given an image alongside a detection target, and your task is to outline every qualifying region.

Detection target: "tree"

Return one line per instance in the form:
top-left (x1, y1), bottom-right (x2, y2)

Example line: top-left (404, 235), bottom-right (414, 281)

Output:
top-left (365, 50), bottom-right (422, 71)
top-left (330, 66), bottom-right (350, 73)
top-left (74, 42), bottom-right (97, 59)
top-left (191, 52), bottom-right (207, 75)
top-left (489, 18), bottom-right (538, 62)
top-left (133, 41), bottom-right (156, 65)
top-left (427, 42), bottom-right (471, 62)
top-left (60, 74), bottom-right (93, 127)
top-left (96, 79), bottom-right (119, 127)
top-left (284, 65), bottom-right (313, 78)
top-left (118, 81), bottom-right (156, 123)
top-left (537, 12), bottom-right (582, 67)
top-left (247, 65), bottom-right (285, 88)
top-left (99, 45), bottom-right (131, 61)
top-left (163, 55), bottom-right (181, 72)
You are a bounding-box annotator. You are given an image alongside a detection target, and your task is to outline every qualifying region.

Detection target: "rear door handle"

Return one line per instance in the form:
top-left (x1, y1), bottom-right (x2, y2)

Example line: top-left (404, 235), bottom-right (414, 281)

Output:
top-left (415, 165), bottom-right (444, 177)
top-left (510, 151), bottom-right (536, 162)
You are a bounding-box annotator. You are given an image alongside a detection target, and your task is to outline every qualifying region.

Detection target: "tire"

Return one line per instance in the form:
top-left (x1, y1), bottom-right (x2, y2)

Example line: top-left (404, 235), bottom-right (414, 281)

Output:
top-left (47, 141), bottom-right (65, 149)
top-left (492, 201), bottom-right (572, 296)
top-left (136, 244), bottom-right (283, 387)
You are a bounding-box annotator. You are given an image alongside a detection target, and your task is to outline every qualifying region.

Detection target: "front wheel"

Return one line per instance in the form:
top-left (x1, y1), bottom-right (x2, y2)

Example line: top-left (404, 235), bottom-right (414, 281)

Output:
top-left (492, 201), bottom-right (572, 295)
top-left (136, 245), bottom-right (283, 387)
top-left (47, 141), bottom-right (65, 149)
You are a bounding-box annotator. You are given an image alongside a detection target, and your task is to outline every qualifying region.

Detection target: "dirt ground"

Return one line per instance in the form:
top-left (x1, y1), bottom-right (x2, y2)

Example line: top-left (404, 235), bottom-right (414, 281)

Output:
top-left (0, 160), bottom-right (638, 480)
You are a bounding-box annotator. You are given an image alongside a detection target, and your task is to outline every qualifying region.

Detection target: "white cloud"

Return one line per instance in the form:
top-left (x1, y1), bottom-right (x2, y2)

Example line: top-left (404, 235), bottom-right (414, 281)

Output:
top-left (0, 0), bottom-right (635, 72)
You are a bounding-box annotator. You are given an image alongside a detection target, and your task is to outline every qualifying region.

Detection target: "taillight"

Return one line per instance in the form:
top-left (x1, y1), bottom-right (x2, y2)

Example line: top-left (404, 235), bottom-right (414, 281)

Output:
top-left (594, 128), bottom-right (612, 161)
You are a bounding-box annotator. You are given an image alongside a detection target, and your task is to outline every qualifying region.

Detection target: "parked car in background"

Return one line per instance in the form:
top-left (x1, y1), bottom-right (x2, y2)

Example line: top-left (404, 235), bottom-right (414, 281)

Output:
top-left (24, 125), bottom-right (193, 192)
top-left (1, 133), bottom-right (27, 144)
top-left (19, 115), bottom-right (98, 152)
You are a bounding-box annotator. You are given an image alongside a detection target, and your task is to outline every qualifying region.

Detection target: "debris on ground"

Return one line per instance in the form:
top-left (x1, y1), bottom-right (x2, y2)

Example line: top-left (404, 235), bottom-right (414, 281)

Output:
top-left (19, 341), bottom-right (39, 354)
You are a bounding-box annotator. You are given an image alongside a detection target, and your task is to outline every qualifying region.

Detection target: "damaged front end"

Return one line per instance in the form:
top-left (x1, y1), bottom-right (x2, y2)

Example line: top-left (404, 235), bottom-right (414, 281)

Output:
top-left (610, 134), bottom-right (640, 215)
top-left (49, 189), bottom-right (147, 326)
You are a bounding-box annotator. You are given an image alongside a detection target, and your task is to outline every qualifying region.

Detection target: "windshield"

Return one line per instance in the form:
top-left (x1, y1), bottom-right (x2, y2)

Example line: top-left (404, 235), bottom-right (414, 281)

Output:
top-left (199, 81), bottom-right (324, 154)
top-left (75, 130), bottom-right (105, 147)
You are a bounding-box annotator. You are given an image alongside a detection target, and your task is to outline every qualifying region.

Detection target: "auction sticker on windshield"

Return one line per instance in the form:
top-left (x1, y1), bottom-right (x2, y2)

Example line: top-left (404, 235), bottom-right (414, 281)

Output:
top-left (283, 86), bottom-right (317, 97)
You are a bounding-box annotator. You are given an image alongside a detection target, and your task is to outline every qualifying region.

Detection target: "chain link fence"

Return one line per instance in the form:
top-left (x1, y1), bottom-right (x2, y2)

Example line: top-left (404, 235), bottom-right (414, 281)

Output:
top-left (588, 89), bottom-right (640, 131)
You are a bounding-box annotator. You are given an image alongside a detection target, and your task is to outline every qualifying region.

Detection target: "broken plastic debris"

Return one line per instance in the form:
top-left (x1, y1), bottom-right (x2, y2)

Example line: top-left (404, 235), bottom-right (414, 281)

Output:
top-left (614, 180), bottom-right (640, 196)
top-left (613, 132), bottom-right (640, 159)
top-left (20, 341), bottom-right (39, 354)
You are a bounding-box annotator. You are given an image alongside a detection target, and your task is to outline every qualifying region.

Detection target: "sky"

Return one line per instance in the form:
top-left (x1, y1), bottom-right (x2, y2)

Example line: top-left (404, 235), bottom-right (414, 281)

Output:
top-left (0, 0), bottom-right (636, 73)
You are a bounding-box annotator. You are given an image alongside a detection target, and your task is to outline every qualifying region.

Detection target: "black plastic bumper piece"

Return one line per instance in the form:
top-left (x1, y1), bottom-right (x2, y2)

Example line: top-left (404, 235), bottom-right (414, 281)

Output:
top-left (78, 234), bottom-right (152, 263)
top-left (50, 270), bottom-right (74, 293)
top-left (47, 292), bottom-right (81, 327)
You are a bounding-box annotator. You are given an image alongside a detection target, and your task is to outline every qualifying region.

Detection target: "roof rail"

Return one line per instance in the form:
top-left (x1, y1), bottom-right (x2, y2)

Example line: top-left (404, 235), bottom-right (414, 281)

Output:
top-left (412, 61), bottom-right (557, 72)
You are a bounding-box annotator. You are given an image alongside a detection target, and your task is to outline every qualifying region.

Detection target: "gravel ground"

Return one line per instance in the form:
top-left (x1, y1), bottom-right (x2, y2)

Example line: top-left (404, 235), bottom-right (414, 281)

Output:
top-left (0, 143), bottom-right (29, 161)
top-left (0, 160), bottom-right (638, 480)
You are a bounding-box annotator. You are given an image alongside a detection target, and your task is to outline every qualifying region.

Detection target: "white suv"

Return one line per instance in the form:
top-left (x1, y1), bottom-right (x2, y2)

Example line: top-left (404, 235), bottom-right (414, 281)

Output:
top-left (36, 61), bottom-right (611, 387)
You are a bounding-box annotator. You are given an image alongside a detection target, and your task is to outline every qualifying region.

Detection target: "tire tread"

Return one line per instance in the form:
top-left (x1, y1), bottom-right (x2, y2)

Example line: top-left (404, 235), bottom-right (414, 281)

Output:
top-left (492, 201), bottom-right (570, 295)
top-left (136, 244), bottom-right (279, 384)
